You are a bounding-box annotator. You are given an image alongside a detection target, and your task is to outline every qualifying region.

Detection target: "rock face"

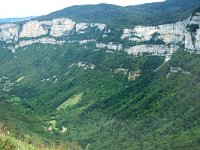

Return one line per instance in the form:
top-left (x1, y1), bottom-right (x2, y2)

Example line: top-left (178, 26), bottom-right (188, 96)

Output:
top-left (195, 29), bottom-right (200, 50)
top-left (121, 12), bottom-right (200, 53)
top-left (96, 42), bottom-right (123, 51)
top-left (76, 23), bottom-right (89, 33)
top-left (20, 20), bottom-right (49, 38)
top-left (121, 21), bottom-right (187, 44)
top-left (0, 18), bottom-right (105, 52)
top-left (0, 24), bottom-right (19, 43)
top-left (0, 11), bottom-right (199, 56)
top-left (20, 18), bottom-right (75, 38)
top-left (75, 23), bottom-right (106, 34)
top-left (16, 37), bottom-right (65, 48)
top-left (185, 13), bottom-right (200, 52)
top-left (125, 45), bottom-right (170, 56)
top-left (50, 18), bottom-right (75, 37)
top-left (69, 62), bottom-right (96, 70)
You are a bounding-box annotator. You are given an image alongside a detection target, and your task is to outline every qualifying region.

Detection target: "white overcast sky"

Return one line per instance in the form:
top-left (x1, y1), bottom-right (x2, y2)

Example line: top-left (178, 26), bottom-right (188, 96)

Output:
top-left (0, 0), bottom-right (165, 18)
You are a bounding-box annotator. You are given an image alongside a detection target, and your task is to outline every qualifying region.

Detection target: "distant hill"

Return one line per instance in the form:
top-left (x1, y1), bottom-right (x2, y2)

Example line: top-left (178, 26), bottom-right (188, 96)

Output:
top-left (0, 17), bottom-right (33, 23)
top-left (39, 0), bottom-right (200, 28)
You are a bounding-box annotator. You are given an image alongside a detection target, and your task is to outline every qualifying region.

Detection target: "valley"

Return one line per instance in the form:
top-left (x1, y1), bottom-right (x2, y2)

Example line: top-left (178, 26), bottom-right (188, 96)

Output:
top-left (0, 0), bottom-right (200, 149)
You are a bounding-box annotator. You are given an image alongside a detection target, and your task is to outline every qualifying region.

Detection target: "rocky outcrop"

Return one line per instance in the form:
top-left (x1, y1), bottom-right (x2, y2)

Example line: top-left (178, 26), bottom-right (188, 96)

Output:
top-left (185, 13), bottom-right (200, 52)
top-left (121, 21), bottom-right (187, 45)
top-left (50, 18), bottom-right (75, 37)
top-left (20, 21), bottom-right (49, 38)
top-left (195, 29), bottom-right (200, 50)
top-left (125, 45), bottom-right (170, 56)
top-left (96, 42), bottom-right (123, 51)
top-left (114, 68), bottom-right (141, 81)
top-left (166, 67), bottom-right (191, 78)
top-left (184, 31), bottom-right (195, 50)
top-left (90, 23), bottom-right (106, 31)
top-left (75, 23), bottom-right (106, 34)
top-left (69, 62), bottom-right (95, 70)
top-left (79, 39), bottom-right (96, 44)
top-left (121, 12), bottom-right (200, 53)
top-left (76, 23), bottom-right (89, 34)
top-left (125, 44), bottom-right (178, 61)
top-left (0, 10), bottom-right (199, 57)
top-left (0, 24), bottom-right (19, 43)
top-left (20, 18), bottom-right (75, 38)
top-left (15, 37), bottom-right (65, 48)
top-left (0, 18), bottom-right (105, 52)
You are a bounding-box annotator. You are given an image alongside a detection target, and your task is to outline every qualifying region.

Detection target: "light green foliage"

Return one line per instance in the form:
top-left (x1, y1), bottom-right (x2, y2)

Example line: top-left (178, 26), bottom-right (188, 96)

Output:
top-left (57, 93), bottom-right (83, 110)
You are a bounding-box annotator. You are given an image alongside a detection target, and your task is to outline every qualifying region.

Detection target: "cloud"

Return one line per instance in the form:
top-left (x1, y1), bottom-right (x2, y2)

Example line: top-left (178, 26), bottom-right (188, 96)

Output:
top-left (0, 0), bottom-right (165, 18)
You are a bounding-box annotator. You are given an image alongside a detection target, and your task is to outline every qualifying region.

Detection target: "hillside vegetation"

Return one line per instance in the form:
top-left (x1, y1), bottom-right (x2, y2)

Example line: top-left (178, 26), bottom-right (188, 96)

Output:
top-left (1, 43), bottom-right (200, 149)
top-left (40, 0), bottom-right (200, 28)
top-left (0, 0), bottom-right (200, 149)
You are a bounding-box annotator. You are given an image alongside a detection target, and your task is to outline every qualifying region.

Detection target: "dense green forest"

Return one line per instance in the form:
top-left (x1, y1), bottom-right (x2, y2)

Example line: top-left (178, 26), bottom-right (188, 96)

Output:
top-left (1, 43), bottom-right (200, 149)
top-left (39, 0), bottom-right (200, 28)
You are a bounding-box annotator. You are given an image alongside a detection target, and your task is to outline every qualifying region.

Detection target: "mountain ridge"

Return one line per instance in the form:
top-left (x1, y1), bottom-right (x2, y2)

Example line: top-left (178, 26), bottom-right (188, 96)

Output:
top-left (0, 7), bottom-right (199, 59)
top-left (38, 0), bottom-right (200, 27)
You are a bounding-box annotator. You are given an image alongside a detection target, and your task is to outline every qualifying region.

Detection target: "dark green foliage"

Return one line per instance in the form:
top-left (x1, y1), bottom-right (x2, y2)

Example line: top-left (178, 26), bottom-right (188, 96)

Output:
top-left (191, 6), bottom-right (200, 16)
top-left (1, 37), bottom-right (200, 149)
top-left (54, 49), bottom-right (200, 149)
top-left (0, 98), bottom-right (52, 141)
top-left (187, 24), bottom-right (199, 32)
top-left (38, 0), bottom-right (200, 28)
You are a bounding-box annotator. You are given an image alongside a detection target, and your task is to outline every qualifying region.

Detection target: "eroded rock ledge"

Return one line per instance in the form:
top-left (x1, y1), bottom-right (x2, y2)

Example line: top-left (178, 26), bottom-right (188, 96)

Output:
top-left (0, 11), bottom-right (200, 60)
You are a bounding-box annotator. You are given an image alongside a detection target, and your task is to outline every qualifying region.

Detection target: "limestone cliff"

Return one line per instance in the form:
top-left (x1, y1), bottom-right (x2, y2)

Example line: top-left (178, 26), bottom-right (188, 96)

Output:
top-left (0, 10), bottom-right (199, 58)
top-left (0, 18), bottom-right (106, 52)
top-left (121, 12), bottom-right (200, 54)
top-left (0, 24), bottom-right (19, 43)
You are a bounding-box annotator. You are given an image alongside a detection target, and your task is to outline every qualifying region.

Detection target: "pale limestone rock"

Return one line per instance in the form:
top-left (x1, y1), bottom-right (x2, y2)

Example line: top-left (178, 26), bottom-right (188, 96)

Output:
top-left (20, 18), bottom-right (75, 38)
top-left (165, 46), bottom-right (178, 62)
top-left (125, 45), bottom-right (170, 56)
top-left (69, 62), bottom-right (95, 70)
top-left (158, 21), bottom-right (187, 44)
top-left (20, 21), bottom-right (49, 38)
top-left (185, 31), bottom-right (195, 50)
top-left (0, 24), bottom-right (19, 42)
top-left (121, 12), bottom-right (200, 53)
top-left (96, 42), bottom-right (123, 51)
top-left (79, 39), bottom-right (96, 44)
top-left (194, 29), bottom-right (200, 50)
top-left (90, 23), bottom-right (106, 31)
top-left (114, 68), bottom-right (128, 75)
top-left (128, 70), bottom-right (141, 81)
top-left (185, 13), bottom-right (200, 51)
top-left (76, 23), bottom-right (89, 33)
top-left (50, 18), bottom-right (75, 37)
top-left (121, 21), bottom-right (186, 44)
top-left (7, 46), bottom-right (16, 53)
top-left (75, 23), bottom-right (106, 34)
top-left (190, 15), bottom-right (200, 24)
top-left (16, 37), bottom-right (65, 48)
